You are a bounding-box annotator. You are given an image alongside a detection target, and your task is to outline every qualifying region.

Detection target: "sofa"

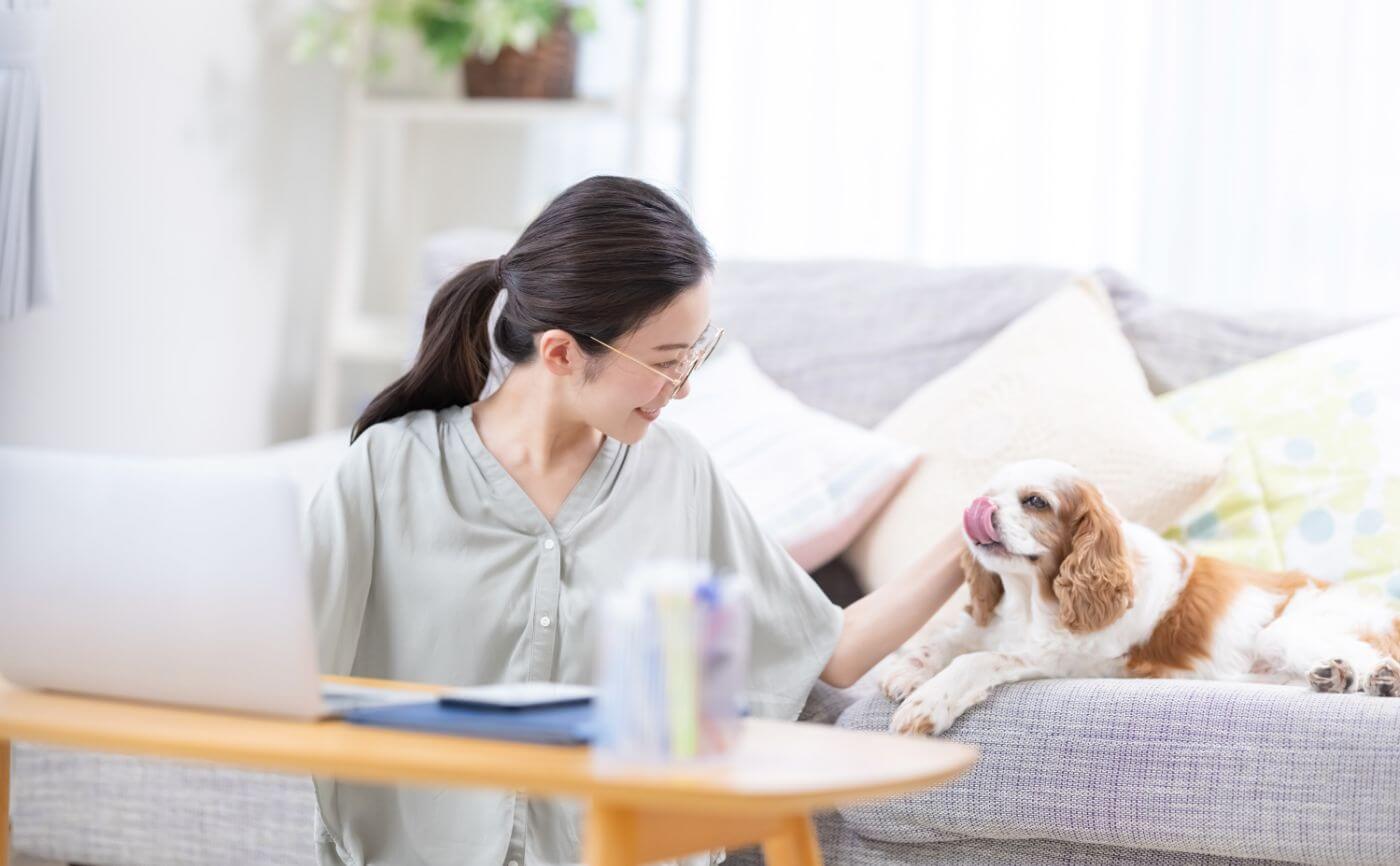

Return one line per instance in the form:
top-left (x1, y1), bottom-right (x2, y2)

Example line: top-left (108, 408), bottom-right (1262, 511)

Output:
top-left (11, 258), bottom-right (1399, 866)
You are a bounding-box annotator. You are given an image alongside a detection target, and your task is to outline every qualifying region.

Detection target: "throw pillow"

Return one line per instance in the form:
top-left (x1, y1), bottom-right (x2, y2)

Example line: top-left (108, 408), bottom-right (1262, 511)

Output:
top-left (1159, 316), bottom-right (1400, 610)
top-left (844, 275), bottom-right (1226, 592)
top-left (663, 341), bottom-right (921, 571)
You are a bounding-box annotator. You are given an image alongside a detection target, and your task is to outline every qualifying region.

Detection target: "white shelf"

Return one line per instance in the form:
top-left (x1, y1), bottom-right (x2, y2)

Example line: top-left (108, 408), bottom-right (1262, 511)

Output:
top-left (358, 95), bottom-right (685, 125)
top-left (333, 313), bottom-right (412, 364)
top-left (311, 0), bottom-right (701, 432)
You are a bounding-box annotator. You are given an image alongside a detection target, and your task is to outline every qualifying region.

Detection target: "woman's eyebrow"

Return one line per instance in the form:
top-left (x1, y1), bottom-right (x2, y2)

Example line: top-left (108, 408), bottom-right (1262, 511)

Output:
top-left (652, 322), bottom-right (712, 351)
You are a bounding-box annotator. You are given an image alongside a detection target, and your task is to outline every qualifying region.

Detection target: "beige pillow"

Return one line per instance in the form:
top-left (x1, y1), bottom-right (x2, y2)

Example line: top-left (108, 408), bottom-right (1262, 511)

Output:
top-left (844, 275), bottom-right (1226, 593)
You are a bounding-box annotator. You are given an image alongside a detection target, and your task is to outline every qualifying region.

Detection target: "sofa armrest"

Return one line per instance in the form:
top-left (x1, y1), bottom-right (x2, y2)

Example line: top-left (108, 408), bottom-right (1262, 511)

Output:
top-left (836, 676), bottom-right (1400, 866)
top-left (798, 665), bottom-right (882, 726)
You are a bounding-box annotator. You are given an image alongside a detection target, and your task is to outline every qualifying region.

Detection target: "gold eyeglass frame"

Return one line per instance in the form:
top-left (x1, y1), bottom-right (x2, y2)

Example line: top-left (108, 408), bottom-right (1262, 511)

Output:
top-left (584, 325), bottom-right (725, 400)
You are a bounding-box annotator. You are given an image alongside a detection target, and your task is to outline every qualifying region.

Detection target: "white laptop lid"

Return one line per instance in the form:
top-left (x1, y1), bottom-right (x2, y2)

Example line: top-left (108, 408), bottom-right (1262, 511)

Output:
top-left (0, 447), bottom-right (329, 719)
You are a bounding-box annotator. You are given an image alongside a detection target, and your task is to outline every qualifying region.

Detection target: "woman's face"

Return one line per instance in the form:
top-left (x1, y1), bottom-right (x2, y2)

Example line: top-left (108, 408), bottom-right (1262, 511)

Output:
top-left (583, 277), bottom-right (712, 445)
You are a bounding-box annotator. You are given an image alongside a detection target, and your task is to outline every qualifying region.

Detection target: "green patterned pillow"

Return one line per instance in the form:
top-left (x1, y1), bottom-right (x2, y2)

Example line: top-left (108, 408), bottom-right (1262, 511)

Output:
top-left (1158, 318), bottom-right (1400, 610)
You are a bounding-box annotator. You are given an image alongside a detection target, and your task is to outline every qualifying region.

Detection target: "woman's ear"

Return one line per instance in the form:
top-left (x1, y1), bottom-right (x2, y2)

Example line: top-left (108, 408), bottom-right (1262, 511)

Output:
top-left (1054, 481), bottom-right (1134, 632)
top-left (961, 547), bottom-right (1004, 626)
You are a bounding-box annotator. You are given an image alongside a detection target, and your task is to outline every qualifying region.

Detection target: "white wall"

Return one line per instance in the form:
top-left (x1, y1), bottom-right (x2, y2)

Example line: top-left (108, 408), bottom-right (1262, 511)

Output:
top-left (0, 0), bottom-right (342, 455)
top-left (19, 1), bottom-right (1384, 456)
top-left (0, 0), bottom-right (682, 454)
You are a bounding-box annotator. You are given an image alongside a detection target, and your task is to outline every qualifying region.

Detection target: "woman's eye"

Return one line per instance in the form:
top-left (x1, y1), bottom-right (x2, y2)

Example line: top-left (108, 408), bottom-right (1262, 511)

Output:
top-left (1022, 495), bottom-right (1049, 510)
top-left (656, 361), bottom-right (679, 371)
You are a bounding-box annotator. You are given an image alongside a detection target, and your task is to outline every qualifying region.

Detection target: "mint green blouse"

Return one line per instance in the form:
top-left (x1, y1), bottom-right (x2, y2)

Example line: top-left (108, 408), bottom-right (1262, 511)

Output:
top-left (305, 403), bottom-right (844, 866)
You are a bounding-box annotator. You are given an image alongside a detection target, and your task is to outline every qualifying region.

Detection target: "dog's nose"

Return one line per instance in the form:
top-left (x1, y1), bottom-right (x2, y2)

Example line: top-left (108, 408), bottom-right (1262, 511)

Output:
top-left (964, 496), bottom-right (1000, 545)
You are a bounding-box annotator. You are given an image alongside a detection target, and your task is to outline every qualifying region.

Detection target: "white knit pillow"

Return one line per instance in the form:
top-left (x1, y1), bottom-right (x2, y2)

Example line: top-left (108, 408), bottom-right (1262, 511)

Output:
top-left (663, 342), bottom-right (920, 571)
top-left (844, 275), bottom-right (1226, 592)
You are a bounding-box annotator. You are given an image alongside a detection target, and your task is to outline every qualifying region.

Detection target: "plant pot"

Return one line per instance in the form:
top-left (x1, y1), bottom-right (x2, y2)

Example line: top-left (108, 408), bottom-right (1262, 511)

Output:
top-left (462, 16), bottom-right (577, 99)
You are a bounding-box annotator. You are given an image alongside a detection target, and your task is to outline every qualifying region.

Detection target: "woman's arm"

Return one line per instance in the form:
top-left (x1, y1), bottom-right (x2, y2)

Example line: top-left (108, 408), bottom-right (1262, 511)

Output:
top-left (818, 526), bottom-right (966, 689)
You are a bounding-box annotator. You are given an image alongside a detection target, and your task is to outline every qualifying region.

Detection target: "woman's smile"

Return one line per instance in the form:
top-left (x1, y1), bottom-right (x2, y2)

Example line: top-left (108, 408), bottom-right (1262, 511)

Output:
top-left (635, 406), bottom-right (660, 422)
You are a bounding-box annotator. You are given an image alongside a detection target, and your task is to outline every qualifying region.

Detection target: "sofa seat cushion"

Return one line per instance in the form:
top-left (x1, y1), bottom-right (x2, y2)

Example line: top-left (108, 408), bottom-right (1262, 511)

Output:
top-left (837, 678), bottom-right (1400, 866)
top-left (724, 813), bottom-right (1300, 866)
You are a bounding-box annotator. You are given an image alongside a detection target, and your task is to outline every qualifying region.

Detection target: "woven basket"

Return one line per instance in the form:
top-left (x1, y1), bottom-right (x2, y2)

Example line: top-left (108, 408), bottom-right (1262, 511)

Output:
top-left (462, 15), bottom-right (577, 99)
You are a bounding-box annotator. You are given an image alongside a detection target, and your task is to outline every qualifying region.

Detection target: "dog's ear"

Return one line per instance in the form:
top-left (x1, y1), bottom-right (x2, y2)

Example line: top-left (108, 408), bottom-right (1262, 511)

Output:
top-left (1054, 480), bottom-right (1133, 633)
top-left (961, 547), bottom-right (1004, 626)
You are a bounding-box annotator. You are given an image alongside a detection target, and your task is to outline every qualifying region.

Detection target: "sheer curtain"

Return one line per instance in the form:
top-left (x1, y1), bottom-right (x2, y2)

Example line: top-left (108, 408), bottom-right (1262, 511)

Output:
top-left (689, 0), bottom-right (1400, 315)
top-left (0, 0), bottom-right (53, 322)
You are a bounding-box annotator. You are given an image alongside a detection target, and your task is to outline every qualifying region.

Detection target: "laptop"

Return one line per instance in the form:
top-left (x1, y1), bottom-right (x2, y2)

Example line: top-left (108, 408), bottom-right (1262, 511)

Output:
top-left (0, 446), bottom-right (421, 720)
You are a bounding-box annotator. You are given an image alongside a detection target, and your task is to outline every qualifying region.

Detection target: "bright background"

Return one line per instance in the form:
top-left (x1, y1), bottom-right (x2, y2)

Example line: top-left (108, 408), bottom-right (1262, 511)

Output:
top-left (2, 0), bottom-right (1397, 455)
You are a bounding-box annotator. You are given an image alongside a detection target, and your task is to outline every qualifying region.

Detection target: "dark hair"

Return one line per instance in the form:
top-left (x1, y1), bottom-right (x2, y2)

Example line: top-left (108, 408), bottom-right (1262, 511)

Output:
top-left (350, 175), bottom-right (714, 443)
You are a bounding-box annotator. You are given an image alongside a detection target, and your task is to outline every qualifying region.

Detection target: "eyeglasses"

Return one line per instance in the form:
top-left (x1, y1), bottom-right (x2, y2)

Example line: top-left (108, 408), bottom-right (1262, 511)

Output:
top-left (584, 322), bottom-right (725, 400)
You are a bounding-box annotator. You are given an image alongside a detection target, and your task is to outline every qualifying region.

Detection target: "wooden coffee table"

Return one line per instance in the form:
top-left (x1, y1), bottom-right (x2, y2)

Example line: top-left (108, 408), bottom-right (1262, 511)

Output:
top-left (0, 674), bottom-right (977, 866)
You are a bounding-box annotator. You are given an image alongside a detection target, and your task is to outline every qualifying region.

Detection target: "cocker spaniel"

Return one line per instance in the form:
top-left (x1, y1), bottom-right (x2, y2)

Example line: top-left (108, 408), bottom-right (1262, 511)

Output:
top-left (880, 458), bottom-right (1400, 736)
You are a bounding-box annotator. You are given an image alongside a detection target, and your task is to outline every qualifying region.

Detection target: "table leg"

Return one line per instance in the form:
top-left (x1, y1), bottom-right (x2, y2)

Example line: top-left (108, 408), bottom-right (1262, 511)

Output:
top-left (1, 738), bottom-right (10, 866)
top-left (582, 802), bottom-right (636, 866)
top-left (760, 815), bottom-right (822, 866)
top-left (582, 802), bottom-right (822, 866)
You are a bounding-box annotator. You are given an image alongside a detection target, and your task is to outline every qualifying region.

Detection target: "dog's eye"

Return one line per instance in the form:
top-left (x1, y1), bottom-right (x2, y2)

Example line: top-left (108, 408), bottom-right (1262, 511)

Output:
top-left (1022, 494), bottom-right (1049, 510)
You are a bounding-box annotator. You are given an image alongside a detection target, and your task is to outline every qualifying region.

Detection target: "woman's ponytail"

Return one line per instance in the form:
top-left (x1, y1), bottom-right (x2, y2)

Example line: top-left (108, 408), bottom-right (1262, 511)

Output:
top-left (349, 256), bottom-right (502, 443)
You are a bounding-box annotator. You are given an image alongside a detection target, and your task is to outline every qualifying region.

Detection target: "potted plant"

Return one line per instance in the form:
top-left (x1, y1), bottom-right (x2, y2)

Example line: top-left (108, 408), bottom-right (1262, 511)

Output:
top-left (294, 0), bottom-right (628, 99)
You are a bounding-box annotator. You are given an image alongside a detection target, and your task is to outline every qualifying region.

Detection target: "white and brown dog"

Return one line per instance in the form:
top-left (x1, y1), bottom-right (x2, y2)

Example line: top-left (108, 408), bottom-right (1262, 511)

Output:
top-left (880, 458), bottom-right (1400, 736)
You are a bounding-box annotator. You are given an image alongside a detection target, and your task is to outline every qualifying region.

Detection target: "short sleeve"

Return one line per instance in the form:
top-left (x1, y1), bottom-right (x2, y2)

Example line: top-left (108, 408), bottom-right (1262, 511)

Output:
top-left (691, 439), bottom-right (845, 722)
top-left (304, 426), bottom-right (392, 676)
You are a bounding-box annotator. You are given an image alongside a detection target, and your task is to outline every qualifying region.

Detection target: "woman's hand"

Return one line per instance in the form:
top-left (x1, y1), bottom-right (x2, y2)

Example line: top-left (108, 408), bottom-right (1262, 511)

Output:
top-left (818, 527), bottom-right (966, 689)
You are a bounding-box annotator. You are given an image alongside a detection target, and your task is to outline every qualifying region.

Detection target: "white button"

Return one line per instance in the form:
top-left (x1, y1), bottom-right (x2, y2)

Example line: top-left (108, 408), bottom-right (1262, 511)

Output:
top-left (539, 615), bottom-right (552, 627)
top-left (543, 538), bottom-right (556, 550)
top-left (508, 860), bottom-right (519, 866)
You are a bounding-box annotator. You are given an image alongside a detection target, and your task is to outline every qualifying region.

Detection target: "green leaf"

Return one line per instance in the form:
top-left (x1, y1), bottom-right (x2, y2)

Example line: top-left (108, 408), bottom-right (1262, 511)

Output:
top-left (570, 4), bottom-right (597, 34)
top-left (293, 0), bottom-right (645, 70)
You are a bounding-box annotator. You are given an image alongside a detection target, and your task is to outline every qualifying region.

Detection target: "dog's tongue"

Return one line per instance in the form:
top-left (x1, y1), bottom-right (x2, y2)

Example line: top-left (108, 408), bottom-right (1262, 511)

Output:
top-left (963, 497), bottom-right (1000, 545)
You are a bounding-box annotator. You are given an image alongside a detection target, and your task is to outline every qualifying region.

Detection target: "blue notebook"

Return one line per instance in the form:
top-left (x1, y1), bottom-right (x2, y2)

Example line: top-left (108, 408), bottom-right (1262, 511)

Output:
top-left (342, 700), bottom-right (596, 745)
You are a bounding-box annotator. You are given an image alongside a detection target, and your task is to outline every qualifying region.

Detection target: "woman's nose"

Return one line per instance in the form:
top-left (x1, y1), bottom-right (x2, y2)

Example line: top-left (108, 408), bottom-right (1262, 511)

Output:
top-left (673, 378), bottom-right (692, 400)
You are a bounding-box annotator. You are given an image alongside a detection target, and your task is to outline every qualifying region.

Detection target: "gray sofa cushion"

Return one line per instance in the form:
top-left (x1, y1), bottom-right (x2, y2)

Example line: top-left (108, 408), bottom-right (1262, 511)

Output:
top-left (711, 261), bottom-right (1076, 429)
top-left (832, 678), bottom-right (1400, 866)
top-left (1099, 268), bottom-right (1378, 395)
top-left (711, 260), bottom-right (1373, 431)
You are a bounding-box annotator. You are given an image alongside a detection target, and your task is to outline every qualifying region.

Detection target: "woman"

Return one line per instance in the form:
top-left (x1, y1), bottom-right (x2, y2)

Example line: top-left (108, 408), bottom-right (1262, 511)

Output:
top-left (307, 175), bottom-right (965, 866)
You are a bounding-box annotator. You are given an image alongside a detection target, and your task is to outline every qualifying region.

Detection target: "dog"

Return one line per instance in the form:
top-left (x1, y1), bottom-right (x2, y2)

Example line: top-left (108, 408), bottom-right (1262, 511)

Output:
top-left (879, 458), bottom-right (1400, 736)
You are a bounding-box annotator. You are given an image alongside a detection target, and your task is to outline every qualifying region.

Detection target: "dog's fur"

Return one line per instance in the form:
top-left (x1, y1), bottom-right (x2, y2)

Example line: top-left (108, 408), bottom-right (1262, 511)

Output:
top-left (880, 459), bottom-right (1400, 736)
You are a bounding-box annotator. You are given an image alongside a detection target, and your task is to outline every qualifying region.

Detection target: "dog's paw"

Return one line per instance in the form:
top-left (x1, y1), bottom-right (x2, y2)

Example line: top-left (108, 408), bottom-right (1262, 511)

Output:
top-left (878, 649), bottom-right (936, 703)
top-left (888, 687), bottom-right (957, 737)
top-left (1307, 657), bottom-right (1357, 693)
top-left (1363, 658), bottom-right (1400, 697)
top-left (888, 679), bottom-right (961, 737)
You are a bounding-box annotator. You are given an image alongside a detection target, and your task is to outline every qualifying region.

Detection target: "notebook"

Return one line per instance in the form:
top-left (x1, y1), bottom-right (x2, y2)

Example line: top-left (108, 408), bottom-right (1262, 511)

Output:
top-left (342, 699), bottom-right (596, 745)
top-left (439, 681), bottom-right (595, 710)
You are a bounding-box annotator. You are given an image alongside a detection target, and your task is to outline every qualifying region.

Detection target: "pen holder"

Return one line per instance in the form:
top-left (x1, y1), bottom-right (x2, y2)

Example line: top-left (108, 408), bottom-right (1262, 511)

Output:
top-left (591, 558), bottom-right (752, 772)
